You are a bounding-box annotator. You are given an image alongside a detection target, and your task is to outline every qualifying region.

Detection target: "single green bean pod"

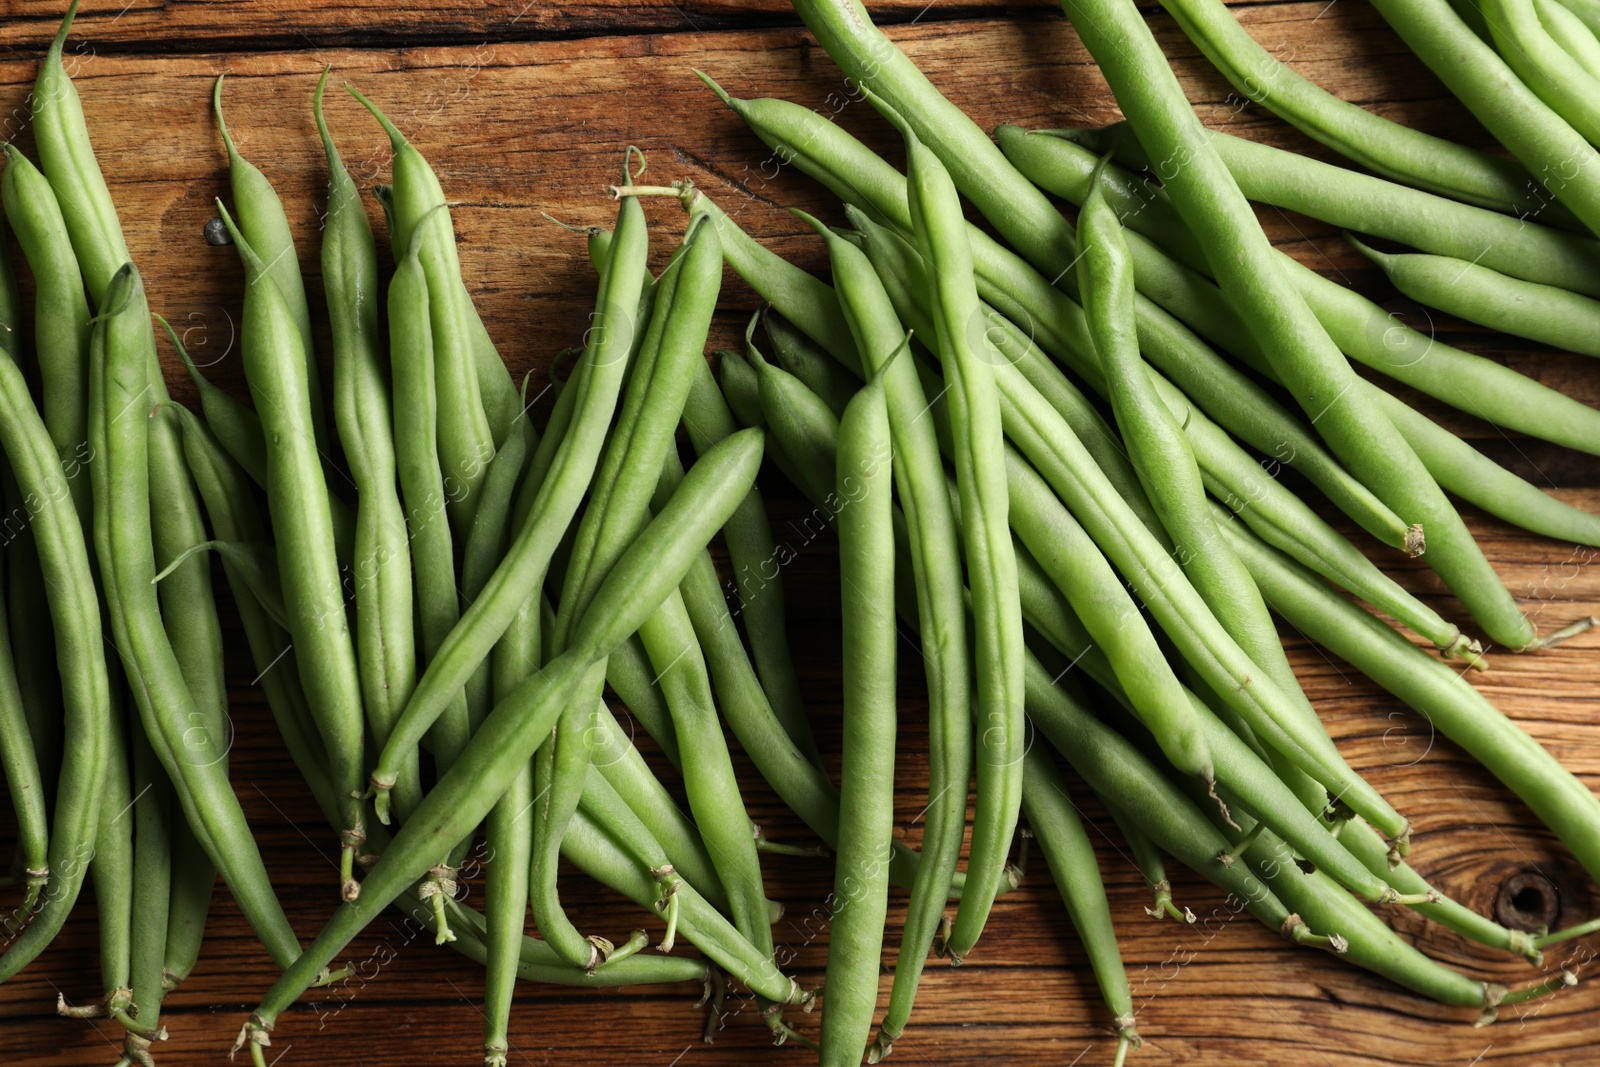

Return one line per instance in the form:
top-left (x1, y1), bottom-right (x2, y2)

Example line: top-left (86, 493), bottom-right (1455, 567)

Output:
top-left (1350, 235), bottom-right (1600, 359)
top-left (821, 367), bottom-right (898, 1066)
top-left (216, 204), bottom-right (366, 900)
top-left (2, 144), bottom-right (92, 515)
top-left (30, 1), bottom-right (129, 307)
top-left (214, 75), bottom-right (328, 451)
top-left (1021, 747), bottom-right (1140, 1066)
top-left (887, 94), bottom-right (1025, 967)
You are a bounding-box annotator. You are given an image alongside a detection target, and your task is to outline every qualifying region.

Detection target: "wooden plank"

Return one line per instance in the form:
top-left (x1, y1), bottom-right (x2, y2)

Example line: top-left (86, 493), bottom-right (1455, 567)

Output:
top-left (0, 7), bottom-right (1596, 1066)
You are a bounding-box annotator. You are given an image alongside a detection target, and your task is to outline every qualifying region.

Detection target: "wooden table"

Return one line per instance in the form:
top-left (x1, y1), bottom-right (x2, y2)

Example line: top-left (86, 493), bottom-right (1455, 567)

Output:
top-left (1, 1), bottom-right (1598, 1063)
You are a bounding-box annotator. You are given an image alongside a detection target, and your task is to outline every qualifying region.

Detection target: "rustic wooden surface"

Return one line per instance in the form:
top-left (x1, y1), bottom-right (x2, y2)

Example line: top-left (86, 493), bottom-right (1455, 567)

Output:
top-left (1, 1), bottom-right (1599, 1064)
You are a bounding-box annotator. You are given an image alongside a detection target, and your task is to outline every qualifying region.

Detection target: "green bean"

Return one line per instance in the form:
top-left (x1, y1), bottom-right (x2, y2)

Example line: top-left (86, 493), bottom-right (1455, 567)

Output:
top-left (165, 402), bottom-right (337, 821)
top-left (695, 81), bottom-right (1414, 550)
top-left (463, 411), bottom-right (529, 736)
top-left (31, 2), bottom-right (127, 308)
top-left (160, 819), bottom-right (213, 995)
top-left (1372, 0), bottom-right (1600, 234)
top-left (148, 397), bottom-right (228, 783)
top-left (215, 205), bottom-right (365, 898)
top-left (371, 153), bottom-right (649, 814)
top-left (1201, 449), bottom-right (1483, 667)
top-left (240, 428), bottom-right (769, 1054)
top-left (1102, 799), bottom-right (1191, 922)
top-left (124, 720), bottom-right (172, 1060)
top-left (581, 694), bottom-right (728, 909)
top-left (1540, 0), bottom-right (1600, 78)
top-left (719, 348), bottom-right (765, 428)
top-left (481, 719), bottom-right (532, 1067)
top-left (764, 312), bottom-right (860, 417)
top-left (349, 88), bottom-right (503, 531)
top-left (681, 349), bottom-right (818, 768)
top-left (637, 593), bottom-right (776, 972)
top-left (0, 336), bottom-right (108, 978)
top-left (1560, 0), bottom-right (1600, 37)
top-left (1020, 746), bottom-right (1139, 1067)
top-left (821, 367), bottom-right (897, 1067)
top-left (1003, 125), bottom-right (1600, 459)
top-left (1078, 121), bottom-right (1600, 297)
top-left (1483, 0), bottom-right (1600, 148)
top-left (558, 806), bottom-right (805, 1008)
top-left (1155, 0), bottom-right (1577, 224)
top-left (213, 75), bottom-right (327, 451)
top-left (316, 71), bottom-right (419, 813)
top-left (604, 634), bottom-right (680, 767)
top-left (1002, 443), bottom-right (1211, 785)
top-left (382, 208), bottom-right (471, 793)
top-left (85, 710), bottom-right (133, 1021)
top-left (2, 461), bottom-right (64, 820)
top-left (1218, 515), bottom-right (1600, 882)
top-left (1370, 392), bottom-right (1600, 547)
top-left (1548, 0), bottom-right (1600, 75)
top-left (89, 263), bottom-right (300, 968)
top-left (1350, 235), bottom-right (1600, 358)
top-left (0, 518), bottom-right (47, 910)
top-left (1061, 0), bottom-right (1537, 654)
top-left (443, 894), bottom-right (712, 990)
top-left (2, 144), bottom-right (91, 517)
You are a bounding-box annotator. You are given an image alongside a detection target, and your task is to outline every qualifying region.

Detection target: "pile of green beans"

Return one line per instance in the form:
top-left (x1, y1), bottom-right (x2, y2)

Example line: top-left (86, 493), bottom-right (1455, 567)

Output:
top-left (7, 0), bottom-right (1600, 1064)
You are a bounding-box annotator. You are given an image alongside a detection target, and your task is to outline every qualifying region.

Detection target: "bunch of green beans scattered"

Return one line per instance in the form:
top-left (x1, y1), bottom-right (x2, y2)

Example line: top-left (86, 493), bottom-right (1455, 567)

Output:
top-left (5, 0), bottom-right (1600, 1064)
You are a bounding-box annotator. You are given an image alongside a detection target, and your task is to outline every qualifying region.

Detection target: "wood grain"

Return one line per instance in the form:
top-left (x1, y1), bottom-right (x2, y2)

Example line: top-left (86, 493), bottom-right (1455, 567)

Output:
top-left (1, 3), bottom-right (1599, 1065)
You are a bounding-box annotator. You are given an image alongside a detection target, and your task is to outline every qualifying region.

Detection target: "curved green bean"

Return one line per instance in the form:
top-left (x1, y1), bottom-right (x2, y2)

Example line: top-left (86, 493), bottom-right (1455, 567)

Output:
top-left (216, 205), bottom-right (365, 898)
top-left (0, 524), bottom-right (47, 910)
top-left (384, 209), bottom-right (471, 792)
top-left (1482, 0), bottom-right (1600, 150)
top-left (349, 87), bottom-right (503, 531)
top-left (0, 330), bottom-right (108, 982)
top-left (1350, 235), bottom-right (1600, 358)
top-left (2, 144), bottom-right (91, 516)
top-left (124, 720), bottom-right (172, 1056)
